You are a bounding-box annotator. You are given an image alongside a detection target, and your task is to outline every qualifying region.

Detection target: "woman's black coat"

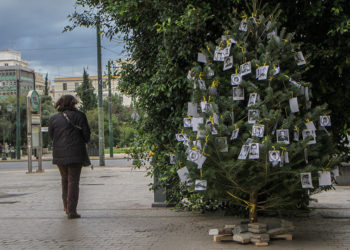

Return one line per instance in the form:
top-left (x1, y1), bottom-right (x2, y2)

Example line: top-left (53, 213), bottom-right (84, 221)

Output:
top-left (49, 108), bottom-right (90, 166)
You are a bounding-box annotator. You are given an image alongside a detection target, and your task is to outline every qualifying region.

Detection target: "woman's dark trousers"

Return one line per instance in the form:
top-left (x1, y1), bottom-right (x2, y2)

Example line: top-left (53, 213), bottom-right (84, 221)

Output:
top-left (58, 164), bottom-right (82, 215)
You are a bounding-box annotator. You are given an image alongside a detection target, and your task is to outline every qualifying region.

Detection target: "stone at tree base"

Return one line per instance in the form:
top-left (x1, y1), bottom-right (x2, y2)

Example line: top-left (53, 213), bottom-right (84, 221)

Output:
top-left (233, 224), bottom-right (248, 234)
top-left (250, 233), bottom-right (270, 242)
top-left (209, 229), bottom-right (219, 236)
top-left (224, 224), bottom-right (236, 229)
top-left (233, 232), bottom-right (252, 244)
top-left (248, 227), bottom-right (267, 233)
top-left (281, 219), bottom-right (294, 228)
top-left (248, 223), bottom-right (267, 229)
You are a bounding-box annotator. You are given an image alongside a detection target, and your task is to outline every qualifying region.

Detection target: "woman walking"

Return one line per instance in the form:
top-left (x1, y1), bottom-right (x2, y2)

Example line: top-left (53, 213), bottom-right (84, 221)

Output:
top-left (49, 95), bottom-right (90, 219)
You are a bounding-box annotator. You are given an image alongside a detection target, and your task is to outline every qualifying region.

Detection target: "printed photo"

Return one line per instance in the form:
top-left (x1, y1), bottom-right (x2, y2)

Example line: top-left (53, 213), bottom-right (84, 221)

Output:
top-left (320, 116), bottom-right (331, 127)
top-left (295, 51), bottom-right (306, 66)
top-left (256, 66), bottom-right (269, 80)
top-left (302, 129), bottom-right (316, 145)
top-left (230, 129), bottom-right (239, 140)
top-left (176, 133), bottom-right (188, 142)
top-left (248, 93), bottom-right (258, 107)
top-left (197, 53), bottom-right (208, 64)
top-left (249, 143), bottom-right (259, 159)
top-left (223, 56), bottom-right (233, 71)
top-left (252, 125), bottom-right (264, 138)
top-left (318, 171), bottom-right (332, 186)
top-left (206, 66), bottom-right (215, 77)
top-left (170, 154), bottom-right (176, 165)
top-left (231, 73), bottom-right (242, 85)
top-left (273, 66), bottom-right (280, 75)
top-left (214, 46), bottom-right (224, 62)
top-left (223, 45), bottom-right (231, 57)
top-left (200, 101), bottom-right (211, 113)
top-left (198, 80), bottom-right (206, 90)
top-left (240, 61), bottom-right (251, 76)
top-left (195, 180), bottom-right (207, 191)
top-left (276, 129), bottom-right (290, 144)
top-left (300, 172), bottom-right (313, 189)
top-left (269, 150), bottom-right (281, 162)
top-left (187, 149), bottom-right (206, 169)
top-left (238, 145), bottom-right (249, 160)
top-left (248, 110), bottom-right (259, 124)
top-left (177, 167), bottom-right (190, 183)
top-left (239, 20), bottom-right (248, 32)
top-left (187, 69), bottom-right (196, 80)
top-left (293, 129), bottom-right (299, 141)
top-left (233, 87), bottom-right (245, 101)
top-left (184, 118), bottom-right (192, 128)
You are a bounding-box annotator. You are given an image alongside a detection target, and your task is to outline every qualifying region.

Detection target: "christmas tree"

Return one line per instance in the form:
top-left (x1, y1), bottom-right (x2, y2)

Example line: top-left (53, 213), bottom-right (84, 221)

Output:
top-left (175, 4), bottom-right (340, 222)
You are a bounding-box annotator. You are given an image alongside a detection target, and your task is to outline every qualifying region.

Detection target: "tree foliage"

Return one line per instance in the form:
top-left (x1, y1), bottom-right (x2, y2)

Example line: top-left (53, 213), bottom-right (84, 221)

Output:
top-left (76, 69), bottom-right (97, 112)
top-left (66, 0), bottom-right (349, 212)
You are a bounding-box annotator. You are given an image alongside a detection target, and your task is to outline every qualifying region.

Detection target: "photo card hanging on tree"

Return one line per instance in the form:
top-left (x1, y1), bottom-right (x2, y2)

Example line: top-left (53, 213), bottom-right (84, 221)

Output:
top-left (284, 151), bottom-right (289, 163)
top-left (300, 172), bottom-right (314, 189)
top-left (223, 45), bottom-right (231, 57)
top-left (214, 46), bottom-right (225, 62)
top-left (273, 65), bottom-right (280, 75)
top-left (320, 116), bottom-right (331, 127)
top-left (193, 140), bottom-right (202, 149)
top-left (176, 133), bottom-right (189, 142)
top-left (233, 87), bottom-right (245, 101)
top-left (318, 171), bottom-right (332, 186)
top-left (170, 154), bottom-right (176, 165)
top-left (248, 93), bottom-right (258, 107)
top-left (191, 117), bottom-right (203, 132)
top-left (252, 125), bottom-right (264, 138)
top-left (198, 79), bottom-right (206, 90)
top-left (249, 143), bottom-right (259, 159)
top-left (289, 78), bottom-right (301, 89)
top-left (231, 73), bottom-right (242, 85)
top-left (306, 121), bottom-right (317, 131)
top-left (187, 149), bottom-right (206, 169)
top-left (240, 61), bottom-right (251, 76)
top-left (269, 150), bottom-right (281, 162)
top-left (295, 51), bottom-right (306, 66)
top-left (208, 87), bottom-right (217, 96)
top-left (223, 56), bottom-right (233, 71)
top-left (184, 117), bottom-right (192, 128)
top-left (230, 128), bottom-right (239, 140)
top-left (256, 65), bottom-right (269, 80)
top-left (197, 53), bottom-right (208, 64)
top-left (276, 129), bottom-right (290, 144)
top-left (187, 102), bottom-right (198, 117)
top-left (200, 101), bottom-right (211, 113)
top-left (238, 145), bottom-right (250, 160)
top-left (293, 129), bottom-right (299, 141)
top-left (332, 167), bottom-right (340, 177)
top-left (302, 129), bottom-right (316, 145)
top-left (248, 110), bottom-right (260, 124)
top-left (239, 19), bottom-right (248, 32)
top-left (206, 66), bottom-right (215, 77)
top-left (195, 180), bottom-right (207, 191)
top-left (177, 167), bottom-right (190, 183)
top-left (289, 97), bottom-right (300, 113)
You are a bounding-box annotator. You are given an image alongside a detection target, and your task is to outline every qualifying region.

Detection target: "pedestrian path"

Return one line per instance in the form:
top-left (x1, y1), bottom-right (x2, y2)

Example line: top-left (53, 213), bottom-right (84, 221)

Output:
top-left (0, 166), bottom-right (350, 249)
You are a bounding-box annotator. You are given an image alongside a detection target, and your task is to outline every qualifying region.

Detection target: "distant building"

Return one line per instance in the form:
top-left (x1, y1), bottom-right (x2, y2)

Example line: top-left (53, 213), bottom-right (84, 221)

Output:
top-left (53, 75), bottom-right (131, 106)
top-left (0, 49), bottom-right (48, 96)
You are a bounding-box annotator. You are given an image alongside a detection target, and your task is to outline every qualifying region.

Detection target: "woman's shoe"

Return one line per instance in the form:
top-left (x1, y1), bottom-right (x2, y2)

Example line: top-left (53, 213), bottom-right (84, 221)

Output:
top-left (67, 213), bottom-right (81, 219)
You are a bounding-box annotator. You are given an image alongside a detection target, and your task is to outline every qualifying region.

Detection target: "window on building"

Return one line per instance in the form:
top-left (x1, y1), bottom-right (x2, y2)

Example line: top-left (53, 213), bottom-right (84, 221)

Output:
top-left (4, 63), bottom-right (8, 66)
top-left (63, 83), bottom-right (67, 91)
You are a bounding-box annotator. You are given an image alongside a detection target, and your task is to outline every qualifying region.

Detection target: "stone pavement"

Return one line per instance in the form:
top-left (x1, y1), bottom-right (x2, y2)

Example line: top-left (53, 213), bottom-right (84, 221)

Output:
top-left (1, 165), bottom-right (350, 250)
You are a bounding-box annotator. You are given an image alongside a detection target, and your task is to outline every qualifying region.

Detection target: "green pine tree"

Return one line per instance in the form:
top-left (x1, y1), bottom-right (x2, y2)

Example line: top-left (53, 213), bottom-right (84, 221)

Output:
top-left (76, 69), bottom-right (97, 112)
top-left (44, 73), bottom-right (49, 96)
top-left (177, 5), bottom-right (340, 222)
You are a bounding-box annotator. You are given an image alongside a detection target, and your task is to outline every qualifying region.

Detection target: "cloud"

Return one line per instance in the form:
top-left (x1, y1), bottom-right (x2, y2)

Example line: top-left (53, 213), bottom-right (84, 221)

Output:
top-left (0, 0), bottom-right (124, 81)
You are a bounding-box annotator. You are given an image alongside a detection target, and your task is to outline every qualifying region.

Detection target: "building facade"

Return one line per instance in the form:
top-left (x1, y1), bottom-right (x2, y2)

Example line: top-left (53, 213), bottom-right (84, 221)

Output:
top-left (53, 75), bottom-right (131, 106)
top-left (0, 50), bottom-right (47, 96)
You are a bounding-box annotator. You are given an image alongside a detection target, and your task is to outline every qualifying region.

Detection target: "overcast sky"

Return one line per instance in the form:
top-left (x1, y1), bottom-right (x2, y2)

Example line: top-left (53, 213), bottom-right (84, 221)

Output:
top-left (0, 0), bottom-right (124, 82)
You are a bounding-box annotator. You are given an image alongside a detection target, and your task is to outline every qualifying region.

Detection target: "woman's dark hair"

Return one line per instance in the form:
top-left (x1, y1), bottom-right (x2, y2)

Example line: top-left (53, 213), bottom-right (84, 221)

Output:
top-left (54, 95), bottom-right (78, 112)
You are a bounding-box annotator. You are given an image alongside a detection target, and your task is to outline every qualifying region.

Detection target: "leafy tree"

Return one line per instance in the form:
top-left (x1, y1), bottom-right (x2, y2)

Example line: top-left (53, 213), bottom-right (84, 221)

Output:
top-left (44, 73), bottom-right (49, 96)
top-left (76, 69), bottom-right (97, 112)
top-left (65, 0), bottom-right (349, 212)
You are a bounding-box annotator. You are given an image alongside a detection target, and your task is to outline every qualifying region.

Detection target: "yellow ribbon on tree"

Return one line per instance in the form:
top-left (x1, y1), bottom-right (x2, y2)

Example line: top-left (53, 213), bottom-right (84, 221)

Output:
top-left (200, 168), bottom-right (203, 178)
top-left (242, 14), bottom-right (248, 20)
top-left (209, 116), bottom-right (214, 124)
top-left (294, 125), bottom-right (299, 131)
top-left (211, 80), bottom-right (219, 88)
top-left (226, 191), bottom-right (264, 214)
top-left (234, 124), bottom-right (238, 130)
top-left (203, 96), bottom-right (206, 102)
top-left (206, 44), bottom-right (210, 52)
top-left (199, 72), bottom-right (203, 80)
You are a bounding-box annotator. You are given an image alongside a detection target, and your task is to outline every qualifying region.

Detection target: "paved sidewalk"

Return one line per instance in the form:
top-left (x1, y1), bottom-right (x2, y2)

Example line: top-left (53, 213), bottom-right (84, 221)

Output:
top-left (1, 166), bottom-right (350, 249)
